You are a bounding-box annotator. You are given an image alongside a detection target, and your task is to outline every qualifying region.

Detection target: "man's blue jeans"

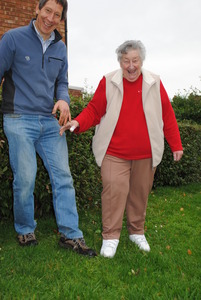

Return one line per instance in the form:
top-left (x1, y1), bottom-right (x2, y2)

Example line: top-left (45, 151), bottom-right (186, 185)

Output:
top-left (3, 114), bottom-right (83, 239)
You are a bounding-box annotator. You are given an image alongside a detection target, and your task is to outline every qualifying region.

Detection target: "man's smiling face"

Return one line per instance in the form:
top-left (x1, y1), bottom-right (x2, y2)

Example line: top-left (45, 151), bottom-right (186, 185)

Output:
top-left (35, 0), bottom-right (63, 40)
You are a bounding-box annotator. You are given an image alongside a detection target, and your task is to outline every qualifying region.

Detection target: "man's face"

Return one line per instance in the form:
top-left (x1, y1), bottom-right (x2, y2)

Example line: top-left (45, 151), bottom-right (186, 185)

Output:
top-left (35, 0), bottom-right (63, 40)
top-left (120, 49), bottom-right (142, 82)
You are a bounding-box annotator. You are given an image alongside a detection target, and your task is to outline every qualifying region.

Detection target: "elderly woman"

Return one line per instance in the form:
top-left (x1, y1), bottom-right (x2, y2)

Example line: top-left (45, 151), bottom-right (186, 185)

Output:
top-left (60, 40), bottom-right (183, 258)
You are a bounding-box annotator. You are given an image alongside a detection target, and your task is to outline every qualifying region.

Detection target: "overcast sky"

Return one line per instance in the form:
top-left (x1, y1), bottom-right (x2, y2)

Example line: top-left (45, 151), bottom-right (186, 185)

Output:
top-left (66, 0), bottom-right (201, 98)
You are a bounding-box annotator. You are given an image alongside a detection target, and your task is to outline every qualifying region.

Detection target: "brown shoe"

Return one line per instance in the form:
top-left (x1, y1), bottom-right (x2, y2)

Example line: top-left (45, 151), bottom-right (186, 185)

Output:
top-left (18, 233), bottom-right (38, 246)
top-left (59, 236), bottom-right (97, 257)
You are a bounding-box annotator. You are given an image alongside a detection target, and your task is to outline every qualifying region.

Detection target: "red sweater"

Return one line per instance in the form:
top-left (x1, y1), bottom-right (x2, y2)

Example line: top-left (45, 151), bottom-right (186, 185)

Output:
top-left (75, 75), bottom-right (183, 160)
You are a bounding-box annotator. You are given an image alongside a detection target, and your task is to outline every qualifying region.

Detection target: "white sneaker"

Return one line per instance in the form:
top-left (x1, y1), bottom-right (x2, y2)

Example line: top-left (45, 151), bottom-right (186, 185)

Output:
top-left (129, 234), bottom-right (150, 252)
top-left (100, 239), bottom-right (119, 258)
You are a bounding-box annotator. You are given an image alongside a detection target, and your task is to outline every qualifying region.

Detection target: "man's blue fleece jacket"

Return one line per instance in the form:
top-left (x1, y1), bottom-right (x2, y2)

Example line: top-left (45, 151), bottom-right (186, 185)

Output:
top-left (0, 19), bottom-right (70, 115)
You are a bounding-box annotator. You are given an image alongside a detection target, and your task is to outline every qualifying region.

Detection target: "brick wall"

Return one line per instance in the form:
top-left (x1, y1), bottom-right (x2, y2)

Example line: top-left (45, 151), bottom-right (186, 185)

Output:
top-left (69, 87), bottom-right (84, 98)
top-left (0, 0), bottom-right (65, 41)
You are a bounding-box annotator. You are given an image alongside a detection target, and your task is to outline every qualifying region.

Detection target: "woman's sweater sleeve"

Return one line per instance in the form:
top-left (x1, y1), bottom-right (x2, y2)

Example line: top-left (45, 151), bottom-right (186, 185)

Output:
top-left (75, 77), bottom-right (107, 133)
top-left (161, 81), bottom-right (183, 151)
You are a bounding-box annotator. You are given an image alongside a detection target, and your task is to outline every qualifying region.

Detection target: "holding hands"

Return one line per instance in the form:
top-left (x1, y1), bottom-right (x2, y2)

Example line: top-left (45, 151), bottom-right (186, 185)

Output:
top-left (51, 100), bottom-right (80, 135)
top-left (60, 120), bottom-right (79, 136)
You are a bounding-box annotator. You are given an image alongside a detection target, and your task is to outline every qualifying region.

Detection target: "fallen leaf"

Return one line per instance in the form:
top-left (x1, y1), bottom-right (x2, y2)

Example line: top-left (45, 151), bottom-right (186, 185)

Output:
top-left (187, 249), bottom-right (192, 255)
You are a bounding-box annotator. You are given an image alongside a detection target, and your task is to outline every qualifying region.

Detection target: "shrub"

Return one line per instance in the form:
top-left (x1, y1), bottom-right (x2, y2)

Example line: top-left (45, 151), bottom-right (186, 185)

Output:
top-left (154, 123), bottom-right (201, 187)
top-left (0, 89), bottom-right (201, 219)
top-left (172, 88), bottom-right (201, 124)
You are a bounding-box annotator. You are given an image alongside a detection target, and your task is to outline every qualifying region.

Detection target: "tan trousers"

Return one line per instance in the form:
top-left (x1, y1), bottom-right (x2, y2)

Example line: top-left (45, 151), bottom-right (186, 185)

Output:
top-left (101, 155), bottom-right (155, 240)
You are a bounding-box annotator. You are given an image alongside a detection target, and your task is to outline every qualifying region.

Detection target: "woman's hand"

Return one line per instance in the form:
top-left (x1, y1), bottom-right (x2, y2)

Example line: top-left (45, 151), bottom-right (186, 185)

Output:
top-left (173, 150), bottom-right (183, 161)
top-left (59, 120), bottom-right (79, 136)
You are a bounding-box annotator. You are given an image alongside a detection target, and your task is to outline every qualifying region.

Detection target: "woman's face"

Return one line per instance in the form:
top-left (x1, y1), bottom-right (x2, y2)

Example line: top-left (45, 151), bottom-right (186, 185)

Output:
top-left (120, 49), bottom-right (142, 82)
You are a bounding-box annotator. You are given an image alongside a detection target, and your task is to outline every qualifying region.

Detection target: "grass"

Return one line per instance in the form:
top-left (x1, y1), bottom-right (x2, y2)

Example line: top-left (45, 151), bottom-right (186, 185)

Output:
top-left (0, 183), bottom-right (200, 300)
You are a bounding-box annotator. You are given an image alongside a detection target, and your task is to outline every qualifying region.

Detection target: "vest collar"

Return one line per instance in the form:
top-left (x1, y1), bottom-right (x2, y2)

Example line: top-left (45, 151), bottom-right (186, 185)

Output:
top-left (142, 68), bottom-right (156, 86)
top-left (111, 69), bottom-right (123, 86)
top-left (111, 68), bottom-right (156, 87)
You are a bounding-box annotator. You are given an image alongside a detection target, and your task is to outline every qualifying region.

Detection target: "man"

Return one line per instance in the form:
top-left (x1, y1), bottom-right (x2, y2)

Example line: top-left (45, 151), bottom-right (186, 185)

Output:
top-left (0, 0), bottom-right (96, 257)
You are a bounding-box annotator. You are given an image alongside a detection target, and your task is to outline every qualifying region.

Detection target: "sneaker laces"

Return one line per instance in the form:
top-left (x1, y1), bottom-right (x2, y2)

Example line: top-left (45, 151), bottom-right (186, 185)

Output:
top-left (25, 233), bottom-right (36, 241)
top-left (104, 240), bottom-right (119, 249)
top-left (18, 233), bottom-right (36, 243)
top-left (73, 238), bottom-right (89, 250)
top-left (135, 235), bottom-right (148, 244)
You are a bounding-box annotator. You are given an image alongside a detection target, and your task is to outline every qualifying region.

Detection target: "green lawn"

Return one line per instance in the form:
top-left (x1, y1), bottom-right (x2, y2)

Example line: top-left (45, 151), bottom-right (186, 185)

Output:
top-left (0, 184), bottom-right (200, 300)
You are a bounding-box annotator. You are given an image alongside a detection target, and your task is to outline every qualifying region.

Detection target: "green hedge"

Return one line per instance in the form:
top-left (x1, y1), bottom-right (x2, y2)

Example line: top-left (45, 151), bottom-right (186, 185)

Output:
top-left (154, 123), bottom-right (201, 187)
top-left (0, 92), bottom-right (201, 219)
top-left (172, 89), bottom-right (201, 124)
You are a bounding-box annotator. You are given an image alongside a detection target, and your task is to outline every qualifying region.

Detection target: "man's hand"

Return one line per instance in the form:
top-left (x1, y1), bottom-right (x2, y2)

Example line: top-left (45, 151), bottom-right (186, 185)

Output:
top-left (173, 150), bottom-right (183, 162)
top-left (52, 100), bottom-right (71, 126)
top-left (60, 120), bottom-right (79, 136)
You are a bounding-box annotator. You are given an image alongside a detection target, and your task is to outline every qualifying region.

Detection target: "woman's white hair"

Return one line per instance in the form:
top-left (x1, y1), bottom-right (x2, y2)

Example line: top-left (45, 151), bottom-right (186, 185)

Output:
top-left (116, 40), bottom-right (146, 63)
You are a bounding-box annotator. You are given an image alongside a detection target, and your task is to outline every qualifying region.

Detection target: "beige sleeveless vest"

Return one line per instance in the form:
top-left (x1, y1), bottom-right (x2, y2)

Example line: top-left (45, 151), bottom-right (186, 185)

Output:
top-left (92, 68), bottom-right (164, 167)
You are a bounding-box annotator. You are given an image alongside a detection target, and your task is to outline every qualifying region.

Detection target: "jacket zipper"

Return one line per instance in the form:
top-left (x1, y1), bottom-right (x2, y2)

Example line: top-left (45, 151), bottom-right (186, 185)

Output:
top-left (41, 42), bottom-right (57, 69)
